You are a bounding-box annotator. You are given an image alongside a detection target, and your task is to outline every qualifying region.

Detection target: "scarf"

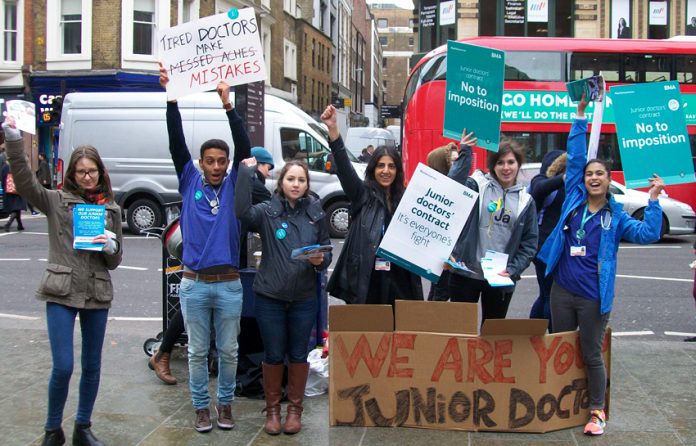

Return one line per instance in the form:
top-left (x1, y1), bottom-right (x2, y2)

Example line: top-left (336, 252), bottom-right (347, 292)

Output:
top-left (82, 186), bottom-right (109, 205)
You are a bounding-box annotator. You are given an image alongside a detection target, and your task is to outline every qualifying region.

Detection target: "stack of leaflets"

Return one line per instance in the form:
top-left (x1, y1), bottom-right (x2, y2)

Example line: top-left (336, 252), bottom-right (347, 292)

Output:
top-left (566, 75), bottom-right (604, 102)
top-left (290, 244), bottom-right (333, 260)
top-left (480, 250), bottom-right (514, 287)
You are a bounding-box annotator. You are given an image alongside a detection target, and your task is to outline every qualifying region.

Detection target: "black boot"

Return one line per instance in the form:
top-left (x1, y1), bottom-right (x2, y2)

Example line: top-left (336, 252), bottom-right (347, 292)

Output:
top-left (41, 428), bottom-right (65, 446)
top-left (72, 423), bottom-right (105, 446)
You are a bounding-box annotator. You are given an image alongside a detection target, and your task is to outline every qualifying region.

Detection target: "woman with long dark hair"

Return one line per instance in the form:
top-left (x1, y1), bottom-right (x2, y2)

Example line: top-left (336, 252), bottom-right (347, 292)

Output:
top-left (320, 105), bottom-right (423, 304)
top-left (3, 117), bottom-right (122, 446)
top-left (538, 97), bottom-right (664, 436)
top-left (236, 158), bottom-right (331, 435)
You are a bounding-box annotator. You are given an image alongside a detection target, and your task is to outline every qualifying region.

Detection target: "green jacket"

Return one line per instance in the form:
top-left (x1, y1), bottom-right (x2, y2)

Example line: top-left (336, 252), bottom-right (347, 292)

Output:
top-left (6, 137), bottom-right (123, 309)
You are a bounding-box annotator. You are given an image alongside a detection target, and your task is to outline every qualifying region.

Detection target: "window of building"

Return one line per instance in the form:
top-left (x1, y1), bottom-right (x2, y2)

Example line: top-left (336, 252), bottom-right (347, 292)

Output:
top-left (284, 39), bottom-right (297, 80)
top-left (178, 0), bottom-right (199, 24)
top-left (648, 0), bottom-right (669, 39)
top-left (478, 0), bottom-right (572, 40)
top-left (2, 0), bottom-right (19, 62)
top-left (61, 0), bottom-right (82, 54)
top-left (122, 0), bottom-right (169, 69)
top-left (382, 58), bottom-right (387, 68)
top-left (133, 0), bottom-right (155, 55)
top-left (408, 37), bottom-right (414, 47)
top-left (46, 0), bottom-right (91, 68)
top-left (312, 39), bottom-right (316, 68)
top-left (377, 18), bottom-right (388, 28)
top-left (409, 18), bottom-right (416, 28)
top-left (284, 0), bottom-right (297, 17)
top-left (379, 36), bottom-right (387, 45)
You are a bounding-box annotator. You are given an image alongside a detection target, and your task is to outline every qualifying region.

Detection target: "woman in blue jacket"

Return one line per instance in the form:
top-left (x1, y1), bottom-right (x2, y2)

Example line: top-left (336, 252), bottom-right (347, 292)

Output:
top-left (538, 97), bottom-right (664, 436)
top-left (235, 158), bottom-right (331, 436)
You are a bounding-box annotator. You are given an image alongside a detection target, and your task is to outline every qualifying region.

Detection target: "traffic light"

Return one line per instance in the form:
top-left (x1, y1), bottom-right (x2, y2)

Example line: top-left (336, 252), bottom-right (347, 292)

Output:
top-left (50, 96), bottom-right (63, 123)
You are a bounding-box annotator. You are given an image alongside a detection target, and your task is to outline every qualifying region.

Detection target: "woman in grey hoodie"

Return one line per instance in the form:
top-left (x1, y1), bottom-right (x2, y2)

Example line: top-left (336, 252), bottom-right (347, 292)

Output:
top-left (446, 132), bottom-right (538, 322)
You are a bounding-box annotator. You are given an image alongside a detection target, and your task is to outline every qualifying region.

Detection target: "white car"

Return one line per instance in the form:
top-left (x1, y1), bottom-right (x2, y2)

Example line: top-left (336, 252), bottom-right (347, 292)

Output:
top-left (519, 163), bottom-right (696, 238)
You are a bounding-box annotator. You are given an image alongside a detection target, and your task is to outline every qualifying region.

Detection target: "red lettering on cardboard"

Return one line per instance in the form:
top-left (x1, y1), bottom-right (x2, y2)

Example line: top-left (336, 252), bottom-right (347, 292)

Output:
top-left (388, 333), bottom-right (415, 378)
top-left (334, 334), bottom-right (391, 378)
top-left (466, 339), bottom-right (493, 384)
top-left (553, 341), bottom-right (574, 376)
top-left (430, 337), bottom-right (463, 382)
top-left (530, 336), bottom-right (561, 383)
top-left (493, 340), bottom-right (515, 384)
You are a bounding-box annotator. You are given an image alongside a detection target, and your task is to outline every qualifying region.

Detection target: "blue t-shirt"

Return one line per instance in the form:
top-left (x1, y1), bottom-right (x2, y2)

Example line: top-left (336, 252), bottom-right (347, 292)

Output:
top-left (554, 204), bottom-right (602, 301)
top-left (179, 161), bottom-right (240, 270)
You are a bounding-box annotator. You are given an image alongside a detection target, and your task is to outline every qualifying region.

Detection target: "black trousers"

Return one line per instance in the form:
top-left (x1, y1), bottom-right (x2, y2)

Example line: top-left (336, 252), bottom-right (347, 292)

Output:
top-left (448, 274), bottom-right (513, 322)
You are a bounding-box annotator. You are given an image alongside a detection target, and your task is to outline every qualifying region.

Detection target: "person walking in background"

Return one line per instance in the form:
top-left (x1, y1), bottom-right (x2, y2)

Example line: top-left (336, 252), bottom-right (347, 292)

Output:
top-left (37, 152), bottom-right (52, 189)
top-left (160, 65), bottom-right (250, 433)
top-left (2, 154), bottom-right (27, 231)
top-left (446, 129), bottom-right (538, 322)
top-left (529, 150), bottom-right (567, 331)
top-left (538, 96), bottom-right (664, 436)
top-left (321, 105), bottom-right (423, 305)
top-left (3, 117), bottom-right (123, 446)
top-left (236, 158), bottom-right (331, 435)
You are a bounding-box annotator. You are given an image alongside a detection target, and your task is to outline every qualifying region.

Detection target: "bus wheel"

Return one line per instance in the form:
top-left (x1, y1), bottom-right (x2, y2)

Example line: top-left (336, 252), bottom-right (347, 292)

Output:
top-left (127, 198), bottom-right (163, 235)
top-left (326, 200), bottom-right (350, 239)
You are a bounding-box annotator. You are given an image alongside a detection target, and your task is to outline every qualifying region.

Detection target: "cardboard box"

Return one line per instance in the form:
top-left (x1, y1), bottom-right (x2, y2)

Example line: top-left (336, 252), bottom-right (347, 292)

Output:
top-left (329, 301), bottom-right (611, 433)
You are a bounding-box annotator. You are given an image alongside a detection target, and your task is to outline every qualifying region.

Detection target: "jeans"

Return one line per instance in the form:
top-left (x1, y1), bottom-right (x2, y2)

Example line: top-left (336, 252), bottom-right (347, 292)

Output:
top-left (45, 302), bottom-right (108, 430)
top-left (550, 282), bottom-right (610, 410)
top-left (255, 294), bottom-right (317, 364)
top-left (530, 257), bottom-right (553, 332)
top-left (179, 278), bottom-right (243, 409)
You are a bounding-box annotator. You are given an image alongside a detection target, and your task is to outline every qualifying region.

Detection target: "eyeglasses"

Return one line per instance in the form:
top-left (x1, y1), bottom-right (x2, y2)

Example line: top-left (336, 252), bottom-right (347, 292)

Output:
top-left (75, 168), bottom-right (99, 178)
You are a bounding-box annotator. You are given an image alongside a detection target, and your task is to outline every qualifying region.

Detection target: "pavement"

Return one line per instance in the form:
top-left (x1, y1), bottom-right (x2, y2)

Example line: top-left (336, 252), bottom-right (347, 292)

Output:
top-left (2, 316), bottom-right (696, 446)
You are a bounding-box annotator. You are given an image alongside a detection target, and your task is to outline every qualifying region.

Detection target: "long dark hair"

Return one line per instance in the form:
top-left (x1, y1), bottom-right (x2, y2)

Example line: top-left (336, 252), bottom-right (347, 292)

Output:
top-left (63, 145), bottom-right (114, 201)
top-left (364, 146), bottom-right (405, 209)
top-left (274, 160), bottom-right (310, 199)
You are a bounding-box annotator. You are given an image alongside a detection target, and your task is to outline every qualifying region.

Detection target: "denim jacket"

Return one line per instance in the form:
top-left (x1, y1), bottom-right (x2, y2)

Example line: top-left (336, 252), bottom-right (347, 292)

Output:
top-left (538, 117), bottom-right (662, 314)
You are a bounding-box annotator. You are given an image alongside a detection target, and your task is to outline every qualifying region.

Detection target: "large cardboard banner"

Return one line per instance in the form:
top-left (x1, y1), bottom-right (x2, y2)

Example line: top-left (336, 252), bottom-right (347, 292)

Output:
top-left (157, 8), bottom-right (267, 100)
top-left (443, 41), bottom-right (505, 152)
top-left (611, 81), bottom-right (695, 189)
top-left (376, 163), bottom-right (478, 282)
top-left (329, 303), bottom-right (612, 433)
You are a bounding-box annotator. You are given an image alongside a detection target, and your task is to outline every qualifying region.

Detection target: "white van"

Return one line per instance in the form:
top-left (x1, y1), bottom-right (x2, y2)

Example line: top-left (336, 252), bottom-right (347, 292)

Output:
top-left (58, 92), bottom-right (363, 237)
top-left (343, 127), bottom-right (397, 160)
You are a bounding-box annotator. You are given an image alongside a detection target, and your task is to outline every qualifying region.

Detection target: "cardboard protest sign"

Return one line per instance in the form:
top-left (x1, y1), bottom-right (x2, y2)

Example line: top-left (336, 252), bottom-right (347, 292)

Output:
top-left (611, 81), bottom-right (695, 189)
top-left (329, 302), bottom-right (612, 433)
top-left (376, 163), bottom-right (478, 282)
top-left (158, 8), bottom-right (267, 100)
top-left (443, 41), bottom-right (505, 152)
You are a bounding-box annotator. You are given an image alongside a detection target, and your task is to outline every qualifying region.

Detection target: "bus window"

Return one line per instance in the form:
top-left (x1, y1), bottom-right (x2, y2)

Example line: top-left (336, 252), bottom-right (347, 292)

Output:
top-left (624, 54), bottom-right (671, 83)
top-left (675, 55), bottom-right (696, 84)
top-left (597, 134), bottom-right (621, 170)
top-left (504, 51), bottom-right (563, 81)
top-left (501, 132), bottom-right (568, 163)
top-left (569, 53), bottom-right (620, 82)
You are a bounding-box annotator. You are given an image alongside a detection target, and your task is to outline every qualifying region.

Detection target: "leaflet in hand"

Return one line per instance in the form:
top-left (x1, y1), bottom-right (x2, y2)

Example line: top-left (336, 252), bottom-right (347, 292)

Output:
top-left (445, 258), bottom-right (473, 273)
top-left (566, 75), bottom-right (604, 102)
top-left (73, 204), bottom-right (106, 251)
top-left (480, 250), bottom-right (514, 287)
top-left (290, 244), bottom-right (333, 260)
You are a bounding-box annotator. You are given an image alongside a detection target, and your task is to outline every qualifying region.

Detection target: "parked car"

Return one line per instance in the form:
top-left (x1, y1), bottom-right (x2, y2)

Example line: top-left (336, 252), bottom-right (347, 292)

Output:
top-left (519, 163), bottom-right (696, 238)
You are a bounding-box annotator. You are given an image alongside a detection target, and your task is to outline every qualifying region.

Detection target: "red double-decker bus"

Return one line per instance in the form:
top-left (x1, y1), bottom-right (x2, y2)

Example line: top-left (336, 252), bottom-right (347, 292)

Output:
top-left (402, 36), bottom-right (696, 212)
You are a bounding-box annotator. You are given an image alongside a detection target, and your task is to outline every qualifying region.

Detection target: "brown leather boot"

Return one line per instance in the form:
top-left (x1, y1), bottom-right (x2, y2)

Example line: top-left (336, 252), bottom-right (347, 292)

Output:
top-left (262, 363), bottom-right (285, 435)
top-left (283, 362), bottom-right (309, 434)
top-left (149, 350), bottom-right (177, 385)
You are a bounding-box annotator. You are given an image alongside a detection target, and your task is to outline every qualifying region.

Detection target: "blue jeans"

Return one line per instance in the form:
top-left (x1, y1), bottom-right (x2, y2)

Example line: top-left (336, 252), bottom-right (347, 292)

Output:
top-left (45, 302), bottom-right (108, 430)
top-left (179, 278), bottom-right (243, 409)
top-left (255, 294), bottom-right (317, 364)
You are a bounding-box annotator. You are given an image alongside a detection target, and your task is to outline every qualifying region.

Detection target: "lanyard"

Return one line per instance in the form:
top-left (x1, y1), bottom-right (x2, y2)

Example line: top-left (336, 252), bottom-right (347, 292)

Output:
top-left (576, 203), bottom-right (596, 241)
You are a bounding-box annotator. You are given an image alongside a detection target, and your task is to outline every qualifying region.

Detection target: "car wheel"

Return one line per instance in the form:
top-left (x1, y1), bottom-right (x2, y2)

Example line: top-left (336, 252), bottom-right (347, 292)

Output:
top-left (632, 208), bottom-right (668, 239)
top-left (325, 200), bottom-right (350, 238)
top-left (127, 198), bottom-right (163, 235)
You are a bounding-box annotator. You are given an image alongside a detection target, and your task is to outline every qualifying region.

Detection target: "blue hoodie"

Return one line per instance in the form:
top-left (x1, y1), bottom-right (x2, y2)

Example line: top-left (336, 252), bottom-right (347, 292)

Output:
top-left (538, 117), bottom-right (662, 315)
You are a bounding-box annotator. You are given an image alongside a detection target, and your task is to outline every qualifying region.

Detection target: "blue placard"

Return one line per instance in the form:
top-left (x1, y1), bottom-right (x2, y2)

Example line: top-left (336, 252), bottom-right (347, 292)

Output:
top-left (611, 81), bottom-right (695, 188)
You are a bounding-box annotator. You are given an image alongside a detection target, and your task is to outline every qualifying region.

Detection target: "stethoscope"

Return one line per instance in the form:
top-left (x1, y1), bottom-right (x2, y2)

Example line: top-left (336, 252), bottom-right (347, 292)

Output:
top-left (563, 202), bottom-right (613, 234)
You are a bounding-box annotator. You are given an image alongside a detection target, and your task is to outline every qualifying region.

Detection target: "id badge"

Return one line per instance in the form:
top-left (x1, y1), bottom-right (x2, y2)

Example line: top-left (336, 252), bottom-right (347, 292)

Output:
top-left (570, 245), bottom-right (586, 257)
top-left (375, 258), bottom-right (391, 271)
